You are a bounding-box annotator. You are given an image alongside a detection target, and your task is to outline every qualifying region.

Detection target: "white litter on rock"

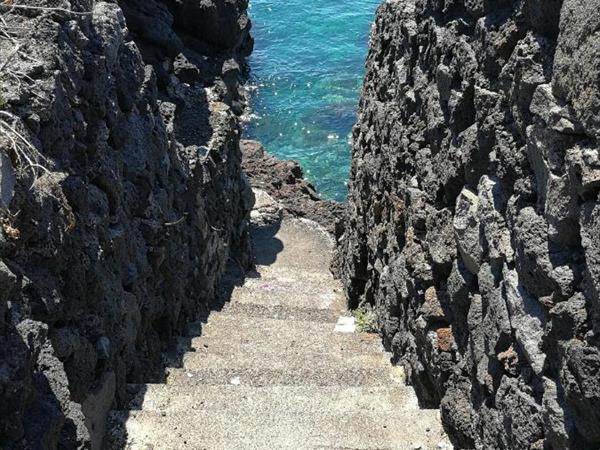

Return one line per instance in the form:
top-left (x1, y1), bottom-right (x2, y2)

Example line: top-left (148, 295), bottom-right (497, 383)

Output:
top-left (230, 377), bottom-right (241, 385)
top-left (334, 316), bottom-right (356, 333)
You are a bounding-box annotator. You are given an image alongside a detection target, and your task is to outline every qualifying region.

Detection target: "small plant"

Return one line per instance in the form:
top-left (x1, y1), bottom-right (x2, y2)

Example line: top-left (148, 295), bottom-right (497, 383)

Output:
top-left (353, 304), bottom-right (378, 333)
top-left (1, 213), bottom-right (19, 240)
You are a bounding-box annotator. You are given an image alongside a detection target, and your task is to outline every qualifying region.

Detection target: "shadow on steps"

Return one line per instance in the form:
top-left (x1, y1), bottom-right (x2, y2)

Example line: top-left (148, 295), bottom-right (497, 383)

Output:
top-left (103, 220), bottom-right (284, 449)
top-left (251, 222), bottom-right (284, 267)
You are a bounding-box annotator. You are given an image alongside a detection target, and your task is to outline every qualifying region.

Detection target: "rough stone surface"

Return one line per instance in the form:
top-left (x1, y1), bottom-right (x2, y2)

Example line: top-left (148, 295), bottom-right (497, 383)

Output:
top-left (338, 1), bottom-right (600, 448)
top-left (0, 0), bottom-right (253, 448)
top-left (241, 139), bottom-right (345, 233)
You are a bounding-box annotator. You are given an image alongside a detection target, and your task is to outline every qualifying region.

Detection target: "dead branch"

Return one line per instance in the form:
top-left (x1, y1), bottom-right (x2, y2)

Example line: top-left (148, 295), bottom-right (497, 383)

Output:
top-left (0, 110), bottom-right (50, 180)
top-left (0, 3), bottom-right (86, 186)
top-left (0, 3), bottom-right (93, 16)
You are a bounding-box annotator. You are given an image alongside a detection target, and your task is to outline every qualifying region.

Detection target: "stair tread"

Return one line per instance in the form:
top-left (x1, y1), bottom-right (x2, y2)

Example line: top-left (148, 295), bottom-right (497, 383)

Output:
top-left (176, 346), bottom-right (389, 371)
top-left (166, 366), bottom-right (402, 387)
top-left (212, 301), bottom-right (341, 323)
top-left (106, 408), bottom-right (446, 450)
top-left (125, 384), bottom-right (420, 413)
top-left (128, 382), bottom-right (418, 412)
top-left (250, 218), bottom-right (335, 274)
top-left (226, 269), bottom-right (346, 311)
top-left (184, 314), bottom-right (381, 359)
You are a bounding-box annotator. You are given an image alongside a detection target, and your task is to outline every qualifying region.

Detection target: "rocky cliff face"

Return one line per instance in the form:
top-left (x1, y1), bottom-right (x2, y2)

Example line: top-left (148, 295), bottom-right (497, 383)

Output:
top-left (338, 0), bottom-right (600, 448)
top-left (0, 0), bottom-right (253, 448)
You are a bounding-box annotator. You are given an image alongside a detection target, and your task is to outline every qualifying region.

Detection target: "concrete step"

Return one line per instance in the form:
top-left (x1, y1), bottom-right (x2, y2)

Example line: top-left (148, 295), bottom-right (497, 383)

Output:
top-left (176, 343), bottom-right (388, 373)
top-left (166, 366), bottom-right (401, 388)
top-left (125, 384), bottom-right (419, 414)
top-left (227, 269), bottom-right (346, 312)
top-left (214, 301), bottom-right (341, 323)
top-left (107, 408), bottom-right (447, 450)
top-left (251, 218), bottom-right (335, 274)
top-left (178, 315), bottom-right (384, 371)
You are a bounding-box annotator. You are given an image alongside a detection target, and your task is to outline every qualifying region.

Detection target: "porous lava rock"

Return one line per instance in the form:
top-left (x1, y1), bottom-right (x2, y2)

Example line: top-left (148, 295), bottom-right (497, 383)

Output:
top-left (0, 0), bottom-right (253, 447)
top-left (241, 139), bottom-right (345, 233)
top-left (338, 1), bottom-right (600, 448)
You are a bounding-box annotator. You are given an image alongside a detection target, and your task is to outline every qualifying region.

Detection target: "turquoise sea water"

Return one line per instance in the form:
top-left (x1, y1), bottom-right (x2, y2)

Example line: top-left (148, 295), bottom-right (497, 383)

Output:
top-left (245, 0), bottom-right (381, 202)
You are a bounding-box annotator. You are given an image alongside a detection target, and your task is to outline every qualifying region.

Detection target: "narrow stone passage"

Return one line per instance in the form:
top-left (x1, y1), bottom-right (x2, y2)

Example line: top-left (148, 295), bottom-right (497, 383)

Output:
top-left (106, 193), bottom-right (450, 449)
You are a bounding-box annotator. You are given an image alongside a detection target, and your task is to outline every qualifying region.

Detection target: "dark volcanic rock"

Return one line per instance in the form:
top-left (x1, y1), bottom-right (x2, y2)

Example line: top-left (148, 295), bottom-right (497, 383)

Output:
top-left (241, 140), bottom-right (345, 233)
top-left (168, 0), bottom-right (253, 55)
top-left (338, 0), bottom-right (600, 449)
top-left (0, 0), bottom-right (253, 448)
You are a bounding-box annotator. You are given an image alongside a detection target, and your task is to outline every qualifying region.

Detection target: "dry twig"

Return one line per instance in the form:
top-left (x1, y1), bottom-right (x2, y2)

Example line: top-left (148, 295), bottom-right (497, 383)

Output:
top-left (0, 2), bottom-right (93, 16)
top-left (0, 110), bottom-right (50, 180)
top-left (0, 2), bottom-right (93, 183)
top-left (164, 214), bottom-right (188, 227)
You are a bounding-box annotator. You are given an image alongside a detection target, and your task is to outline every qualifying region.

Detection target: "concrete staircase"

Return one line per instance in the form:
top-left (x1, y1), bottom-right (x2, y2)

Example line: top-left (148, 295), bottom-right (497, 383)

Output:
top-left (105, 207), bottom-right (451, 449)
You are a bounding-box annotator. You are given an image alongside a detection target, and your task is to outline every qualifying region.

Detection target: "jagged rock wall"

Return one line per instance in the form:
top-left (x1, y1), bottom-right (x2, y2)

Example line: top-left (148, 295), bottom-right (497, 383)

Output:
top-left (338, 0), bottom-right (600, 448)
top-left (0, 0), bottom-right (253, 448)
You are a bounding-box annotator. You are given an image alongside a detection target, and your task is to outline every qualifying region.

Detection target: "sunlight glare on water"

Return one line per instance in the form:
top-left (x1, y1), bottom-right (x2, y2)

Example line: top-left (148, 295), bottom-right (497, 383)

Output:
top-left (245, 0), bottom-right (381, 202)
